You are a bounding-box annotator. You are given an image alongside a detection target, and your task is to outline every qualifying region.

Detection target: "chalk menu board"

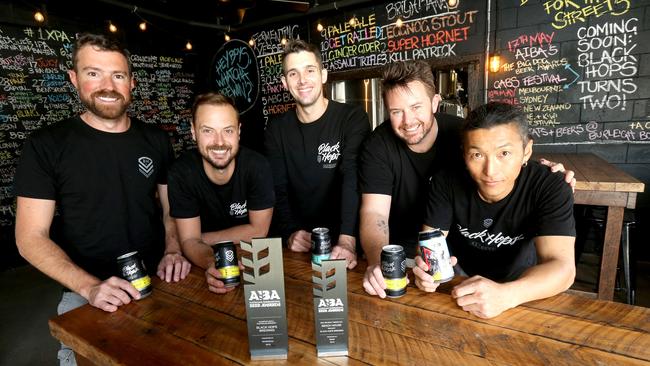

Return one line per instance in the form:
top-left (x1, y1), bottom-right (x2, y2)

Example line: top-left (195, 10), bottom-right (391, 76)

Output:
top-left (0, 24), bottom-right (196, 228)
top-left (489, 1), bottom-right (649, 145)
top-left (251, 24), bottom-right (306, 127)
top-left (313, 0), bottom-right (484, 72)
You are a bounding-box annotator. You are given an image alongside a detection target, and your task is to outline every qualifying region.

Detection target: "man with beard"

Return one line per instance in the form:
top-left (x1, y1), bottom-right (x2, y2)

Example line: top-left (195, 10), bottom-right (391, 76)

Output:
top-left (14, 33), bottom-right (190, 364)
top-left (264, 40), bottom-right (370, 269)
top-left (360, 61), bottom-right (574, 298)
top-left (168, 93), bottom-right (275, 294)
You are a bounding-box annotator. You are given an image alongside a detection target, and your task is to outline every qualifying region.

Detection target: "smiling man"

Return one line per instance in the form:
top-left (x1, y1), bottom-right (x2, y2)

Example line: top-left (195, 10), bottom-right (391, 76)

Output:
top-left (264, 40), bottom-right (370, 269)
top-left (14, 33), bottom-right (190, 365)
top-left (413, 102), bottom-right (576, 319)
top-left (360, 60), bottom-right (465, 297)
top-left (168, 93), bottom-right (275, 294)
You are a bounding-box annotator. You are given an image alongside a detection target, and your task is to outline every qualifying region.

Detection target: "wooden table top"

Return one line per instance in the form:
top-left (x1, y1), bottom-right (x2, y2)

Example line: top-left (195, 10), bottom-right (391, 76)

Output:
top-left (533, 153), bottom-right (645, 193)
top-left (50, 250), bottom-right (650, 365)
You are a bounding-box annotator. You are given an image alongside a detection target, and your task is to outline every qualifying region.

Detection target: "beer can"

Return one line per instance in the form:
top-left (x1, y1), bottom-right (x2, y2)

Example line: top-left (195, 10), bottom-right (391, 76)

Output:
top-left (212, 241), bottom-right (240, 287)
top-left (381, 244), bottom-right (407, 298)
top-left (117, 251), bottom-right (152, 298)
top-left (418, 229), bottom-right (454, 283)
top-left (311, 227), bottom-right (332, 265)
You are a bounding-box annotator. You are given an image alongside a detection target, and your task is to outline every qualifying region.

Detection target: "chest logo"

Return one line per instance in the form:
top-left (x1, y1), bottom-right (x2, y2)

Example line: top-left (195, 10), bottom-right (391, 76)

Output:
top-left (483, 218), bottom-right (493, 228)
top-left (230, 201), bottom-right (248, 217)
top-left (317, 141), bottom-right (341, 167)
top-left (138, 157), bottom-right (154, 178)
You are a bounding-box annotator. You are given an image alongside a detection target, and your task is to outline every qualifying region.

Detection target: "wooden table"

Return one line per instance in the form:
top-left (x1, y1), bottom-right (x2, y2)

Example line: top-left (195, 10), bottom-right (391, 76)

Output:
top-left (534, 153), bottom-right (645, 301)
top-left (50, 251), bottom-right (650, 365)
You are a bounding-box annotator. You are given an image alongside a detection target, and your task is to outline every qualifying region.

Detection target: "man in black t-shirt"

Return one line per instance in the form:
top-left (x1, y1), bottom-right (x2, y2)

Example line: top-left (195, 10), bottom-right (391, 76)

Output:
top-left (265, 40), bottom-right (371, 269)
top-left (414, 102), bottom-right (576, 319)
top-left (360, 61), bottom-right (464, 297)
top-left (169, 93), bottom-right (275, 294)
top-left (14, 33), bottom-right (191, 364)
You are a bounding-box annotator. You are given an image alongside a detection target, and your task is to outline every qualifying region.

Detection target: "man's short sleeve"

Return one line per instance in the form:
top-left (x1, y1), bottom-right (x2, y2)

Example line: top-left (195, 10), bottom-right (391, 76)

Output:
top-left (246, 154), bottom-right (276, 211)
top-left (359, 131), bottom-right (393, 195)
top-left (535, 173), bottom-right (576, 237)
top-left (423, 171), bottom-right (454, 231)
top-left (13, 135), bottom-right (57, 199)
top-left (167, 160), bottom-right (200, 219)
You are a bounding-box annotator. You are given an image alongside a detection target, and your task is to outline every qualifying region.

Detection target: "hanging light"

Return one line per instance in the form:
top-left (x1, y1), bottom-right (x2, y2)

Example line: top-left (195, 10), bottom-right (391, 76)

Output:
top-left (396, 18), bottom-right (403, 27)
top-left (139, 22), bottom-right (147, 31)
top-left (281, 37), bottom-right (287, 46)
top-left (489, 53), bottom-right (501, 73)
top-left (248, 39), bottom-right (255, 47)
top-left (224, 34), bottom-right (231, 41)
top-left (185, 41), bottom-right (193, 50)
top-left (316, 22), bottom-right (324, 32)
top-left (108, 22), bottom-right (118, 33)
top-left (448, 0), bottom-right (459, 8)
top-left (349, 16), bottom-right (357, 26)
top-left (34, 10), bottom-right (45, 23)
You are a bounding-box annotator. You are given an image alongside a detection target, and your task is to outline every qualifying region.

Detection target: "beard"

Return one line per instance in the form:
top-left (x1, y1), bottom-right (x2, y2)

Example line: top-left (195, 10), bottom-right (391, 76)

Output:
top-left (79, 89), bottom-right (131, 119)
top-left (201, 144), bottom-right (238, 170)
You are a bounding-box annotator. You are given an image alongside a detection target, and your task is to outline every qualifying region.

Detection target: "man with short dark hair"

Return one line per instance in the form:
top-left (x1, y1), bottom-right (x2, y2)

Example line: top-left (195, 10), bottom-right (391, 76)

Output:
top-left (414, 102), bottom-right (576, 319)
top-left (14, 33), bottom-right (190, 365)
top-left (169, 92), bottom-right (275, 294)
top-left (264, 40), bottom-right (371, 269)
top-left (359, 60), bottom-right (465, 296)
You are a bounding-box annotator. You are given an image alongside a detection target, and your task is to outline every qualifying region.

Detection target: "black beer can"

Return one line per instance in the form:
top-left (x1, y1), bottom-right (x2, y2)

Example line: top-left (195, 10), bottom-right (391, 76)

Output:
top-left (117, 251), bottom-right (152, 298)
top-left (212, 241), bottom-right (240, 287)
top-left (311, 227), bottom-right (332, 265)
top-left (381, 244), bottom-right (407, 298)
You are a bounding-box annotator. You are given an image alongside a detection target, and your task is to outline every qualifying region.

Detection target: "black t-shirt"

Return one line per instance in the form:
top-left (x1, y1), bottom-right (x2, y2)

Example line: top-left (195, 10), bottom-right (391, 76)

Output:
top-left (168, 147), bottom-right (275, 233)
top-left (14, 116), bottom-right (173, 279)
top-left (424, 161), bottom-right (576, 282)
top-left (264, 100), bottom-right (370, 240)
top-left (359, 113), bottom-right (464, 256)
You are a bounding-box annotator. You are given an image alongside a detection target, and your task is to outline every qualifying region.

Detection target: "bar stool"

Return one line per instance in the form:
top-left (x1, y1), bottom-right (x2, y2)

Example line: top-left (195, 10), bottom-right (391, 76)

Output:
top-left (575, 206), bottom-right (636, 304)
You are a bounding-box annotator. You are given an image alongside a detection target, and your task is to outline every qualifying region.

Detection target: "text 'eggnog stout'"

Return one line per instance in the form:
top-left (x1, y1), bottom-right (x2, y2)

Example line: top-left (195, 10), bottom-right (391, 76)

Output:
top-left (381, 245), bottom-right (407, 298)
top-left (212, 241), bottom-right (240, 287)
top-left (311, 227), bottom-right (332, 265)
top-left (117, 251), bottom-right (152, 298)
top-left (418, 229), bottom-right (454, 283)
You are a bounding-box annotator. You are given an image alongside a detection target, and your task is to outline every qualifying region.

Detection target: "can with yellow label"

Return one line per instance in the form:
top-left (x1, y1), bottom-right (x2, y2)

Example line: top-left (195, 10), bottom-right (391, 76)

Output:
top-left (212, 241), bottom-right (240, 287)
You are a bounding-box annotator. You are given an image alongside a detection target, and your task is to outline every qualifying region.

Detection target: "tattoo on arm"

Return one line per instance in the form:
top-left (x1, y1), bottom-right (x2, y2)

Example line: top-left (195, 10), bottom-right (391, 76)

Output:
top-left (376, 219), bottom-right (388, 236)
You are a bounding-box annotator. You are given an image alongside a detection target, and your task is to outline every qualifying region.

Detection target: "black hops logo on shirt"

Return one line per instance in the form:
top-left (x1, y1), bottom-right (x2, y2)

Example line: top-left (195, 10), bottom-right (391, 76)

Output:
top-left (317, 142), bottom-right (341, 168)
top-left (138, 157), bottom-right (154, 178)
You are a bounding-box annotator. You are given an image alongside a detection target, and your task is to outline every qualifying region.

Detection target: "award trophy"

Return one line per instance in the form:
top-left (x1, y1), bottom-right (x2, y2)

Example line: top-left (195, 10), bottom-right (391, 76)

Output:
top-left (312, 259), bottom-right (349, 357)
top-left (241, 238), bottom-right (288, 360)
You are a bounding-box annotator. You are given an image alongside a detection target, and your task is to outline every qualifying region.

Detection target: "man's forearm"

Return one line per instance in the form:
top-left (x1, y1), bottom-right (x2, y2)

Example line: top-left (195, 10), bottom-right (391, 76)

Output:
top-left (163, 216), bottom-right (182, 254)
top-left (201, 223), bottom-right (269, 246)
top-left (180, 238), bottom-right (214, 269)
top-left (17, 236), bottom-right (101, 299)
top-left (502, 258), bottom-right (575, 308)
top-left (360, 212), bottom-right (390, 265)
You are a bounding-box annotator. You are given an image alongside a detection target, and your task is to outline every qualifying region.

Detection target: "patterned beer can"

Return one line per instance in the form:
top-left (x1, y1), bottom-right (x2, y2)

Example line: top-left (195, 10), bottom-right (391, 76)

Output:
top-left (212, 241), bottom-right (240, 287)
top-left (117, 251), bottom-right (152, 298)
top-left (418, 229), bottom-right (454, 283)
top-left (311, 227), bottom-right (332, 265)
top-left (381, 244), bottom-right (407, 298)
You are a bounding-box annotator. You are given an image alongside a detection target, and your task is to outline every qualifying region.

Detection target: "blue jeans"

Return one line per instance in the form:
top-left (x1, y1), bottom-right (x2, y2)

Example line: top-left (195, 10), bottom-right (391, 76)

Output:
top-left (56, 291), bottom-right (88, 366)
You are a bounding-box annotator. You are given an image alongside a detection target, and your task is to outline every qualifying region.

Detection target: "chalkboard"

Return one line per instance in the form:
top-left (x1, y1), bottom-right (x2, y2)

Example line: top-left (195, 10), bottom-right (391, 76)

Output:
top-left (210, 39), bottom-right (259, 114)
top-left (489, 1), bottom-right (649, 145)
top-left (0, 24), bottom-right (196, 228)
top-left (251, 24), bottom-right (305, 127)
top-left (312, 0), bottom-right (484, 73)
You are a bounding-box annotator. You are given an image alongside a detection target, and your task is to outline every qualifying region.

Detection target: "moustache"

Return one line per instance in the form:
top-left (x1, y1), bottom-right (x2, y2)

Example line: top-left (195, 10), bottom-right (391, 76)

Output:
top-left (91, 90), bottom-right (125, 100)
top-left (207, 144), bottom-right (231, 151)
